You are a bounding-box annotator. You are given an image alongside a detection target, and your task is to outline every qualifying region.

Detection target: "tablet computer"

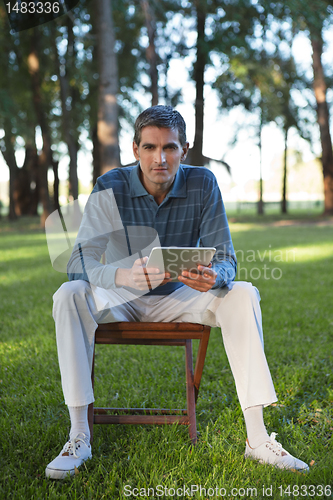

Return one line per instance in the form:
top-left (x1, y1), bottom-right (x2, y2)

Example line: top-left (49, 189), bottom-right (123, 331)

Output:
top-left (146, 247), bottom-right (216, 281)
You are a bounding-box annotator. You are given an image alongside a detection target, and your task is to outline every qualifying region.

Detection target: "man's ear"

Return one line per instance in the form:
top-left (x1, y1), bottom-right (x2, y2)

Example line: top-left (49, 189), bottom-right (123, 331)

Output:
top-left (133, 141), bottom-right (140, 161)
top-left (181, 142), bottom-right (190, 161)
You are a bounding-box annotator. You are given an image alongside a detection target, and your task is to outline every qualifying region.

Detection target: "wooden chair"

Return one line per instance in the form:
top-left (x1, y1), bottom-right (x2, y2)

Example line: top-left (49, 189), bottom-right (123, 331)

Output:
top-left (88, 322), bottom-right (211, 445)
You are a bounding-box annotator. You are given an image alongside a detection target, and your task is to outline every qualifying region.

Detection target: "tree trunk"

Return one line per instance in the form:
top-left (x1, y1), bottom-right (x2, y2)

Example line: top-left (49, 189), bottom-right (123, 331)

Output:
top-left (54, 20), bottom-right (79, 201)
top-left (9, 166), bottom-right (18, 220)
top-left (0, 121), bottom-right (18, 220)
top-left (141, 0), bottom-right (159, 106)
top-left (92, 125), bottom-right (100, 187)
top-left (52, 158), bottom-right (60, 213)
top-left (188, 0), bottom-right (207, 166)
top-left (257, 115), bottom-right (264, 215)
top-left (311, 34), bottom-right (333, 215)
top-left (14, 145), bottom-right (39, 216)
top-left (29, 145), bottom-right (39, 216)
top-left (28, 29), bottom-right (52, 225)
top-left (96, 0), bottom-right (121, 175)
top-left (281, 127), bottom-right (288, 214)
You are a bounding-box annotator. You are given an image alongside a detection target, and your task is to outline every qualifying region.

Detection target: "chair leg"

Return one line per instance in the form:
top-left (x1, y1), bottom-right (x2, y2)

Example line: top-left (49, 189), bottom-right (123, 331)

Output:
top-left (88, 348), bottom-right (96, 443)
top-left (193, 329), bottom-right (210, 403)
top-left (88, 402), bottom-right (94, 443)
top-left (185, 339), bottom-right (197, 445)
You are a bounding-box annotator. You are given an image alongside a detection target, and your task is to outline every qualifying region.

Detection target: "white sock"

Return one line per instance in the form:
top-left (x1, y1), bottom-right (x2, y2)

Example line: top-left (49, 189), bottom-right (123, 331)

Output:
top-left (243, 405), bottom-right (270, 449)
top-left (68, 405), bottom-right (90, 441)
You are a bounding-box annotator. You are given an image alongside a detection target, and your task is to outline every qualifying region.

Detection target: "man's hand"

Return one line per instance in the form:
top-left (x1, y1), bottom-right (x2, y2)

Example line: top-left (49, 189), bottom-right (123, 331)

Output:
top-left (115, 256), bottom-right (171, 290)
top-left (178, 263), bottom-right (217, 292)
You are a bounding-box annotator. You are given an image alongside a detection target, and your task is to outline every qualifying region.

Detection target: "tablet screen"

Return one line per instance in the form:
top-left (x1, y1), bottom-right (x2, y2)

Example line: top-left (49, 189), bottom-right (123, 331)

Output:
top-left (146, 247), bottom-right (216, 281)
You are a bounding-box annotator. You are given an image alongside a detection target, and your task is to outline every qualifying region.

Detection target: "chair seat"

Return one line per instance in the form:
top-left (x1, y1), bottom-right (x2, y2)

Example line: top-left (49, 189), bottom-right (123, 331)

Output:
top-left (88, 322), bottom-right (211, 444)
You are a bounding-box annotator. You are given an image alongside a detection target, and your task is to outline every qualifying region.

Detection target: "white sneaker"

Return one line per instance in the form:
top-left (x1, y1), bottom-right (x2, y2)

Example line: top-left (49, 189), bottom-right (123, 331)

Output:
top-left (45, 433), bottom-right (92, 479)
top-left (244, 432), bottom-right (309, 472)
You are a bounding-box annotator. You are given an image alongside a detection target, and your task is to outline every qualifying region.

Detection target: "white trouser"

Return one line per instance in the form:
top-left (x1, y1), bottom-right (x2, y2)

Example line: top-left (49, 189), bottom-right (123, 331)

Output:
top-left (52, 280), bottom-right (277, 411)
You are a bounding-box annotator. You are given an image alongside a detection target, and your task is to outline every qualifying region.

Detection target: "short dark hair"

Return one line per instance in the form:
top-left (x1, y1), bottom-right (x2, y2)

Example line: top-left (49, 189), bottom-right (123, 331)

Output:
top-left (134, 105), bottom-right (187, 146)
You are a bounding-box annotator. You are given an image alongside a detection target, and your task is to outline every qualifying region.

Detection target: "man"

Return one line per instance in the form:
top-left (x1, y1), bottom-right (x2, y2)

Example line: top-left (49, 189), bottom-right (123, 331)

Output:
top-left (46, 105), bottom-right (308, 479)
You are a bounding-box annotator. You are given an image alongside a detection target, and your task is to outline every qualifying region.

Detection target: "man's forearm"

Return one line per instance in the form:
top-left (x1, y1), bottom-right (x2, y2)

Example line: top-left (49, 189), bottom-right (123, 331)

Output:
top-left (114, 267), bottom-right (131, 288)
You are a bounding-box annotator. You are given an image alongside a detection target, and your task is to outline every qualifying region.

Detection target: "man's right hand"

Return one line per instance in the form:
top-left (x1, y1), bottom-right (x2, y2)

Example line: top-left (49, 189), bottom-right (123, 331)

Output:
top-left (115, 256), bottom-right (171, 290)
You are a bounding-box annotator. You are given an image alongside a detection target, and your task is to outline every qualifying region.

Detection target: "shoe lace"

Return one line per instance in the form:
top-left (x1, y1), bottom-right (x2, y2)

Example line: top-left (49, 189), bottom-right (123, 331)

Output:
top-left (270, 432), bottom-right (281, 445)
top-left (63, 433), bottom-right (89, 459)
top-left (266, 432), bottom-right (284, 455)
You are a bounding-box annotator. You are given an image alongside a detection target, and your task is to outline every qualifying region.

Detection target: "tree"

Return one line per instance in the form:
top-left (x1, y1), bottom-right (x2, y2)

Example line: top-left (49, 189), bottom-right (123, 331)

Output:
top-left (0, 116), bottom-right (19, 220)
top-left (186, 0), bottom-right (253, 169)
top-left (188, 0), bottom-right (206, 166)
top-left (273, 56), bottom-right (301, 214)
top-left (95, 0), bottom-right (121, 176)
top-left (214, 52), bottom-right (287, 214)
top-left (1, 0), bottom-right (161, 219)
top-left (0, 7), bottom-right (41, 219)
top-left (27, 28), bottom-right (53, 224)
top-left (162, 0), bottom-right (258, 170)
top-left (264, 0), bottom-right (333, 214)
top-left (311, 31), bottom-right (333, 214)
top-left (0, 6), bottom-right (69, 223)
top-left (53, 19), bottom-right (79, 202)
top-left (140, 0), bottom-right (159, 106)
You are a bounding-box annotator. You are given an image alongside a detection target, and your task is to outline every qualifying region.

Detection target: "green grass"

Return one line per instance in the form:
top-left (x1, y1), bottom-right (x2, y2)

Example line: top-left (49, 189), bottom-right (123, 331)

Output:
top-left (0, 216), bottom-right (332, 499)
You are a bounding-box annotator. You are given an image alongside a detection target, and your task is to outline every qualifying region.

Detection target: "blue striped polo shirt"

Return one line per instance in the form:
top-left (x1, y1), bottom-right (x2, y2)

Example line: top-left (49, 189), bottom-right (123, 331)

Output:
top-left (67, 164), bottom-right (237, 295)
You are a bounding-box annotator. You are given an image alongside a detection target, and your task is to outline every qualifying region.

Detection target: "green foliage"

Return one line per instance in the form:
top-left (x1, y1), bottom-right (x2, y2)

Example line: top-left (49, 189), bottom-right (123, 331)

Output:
top-left (0, 10), bottom-right (35, 143)
top-left (0, 0), bottom-right (333, 214)
top-left (0, 217), bottom-right (332, 498)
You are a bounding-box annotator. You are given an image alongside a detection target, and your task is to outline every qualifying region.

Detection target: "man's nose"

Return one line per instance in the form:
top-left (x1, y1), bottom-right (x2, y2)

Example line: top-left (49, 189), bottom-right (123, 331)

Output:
top-left (154, 149), bottom-right (166, 164)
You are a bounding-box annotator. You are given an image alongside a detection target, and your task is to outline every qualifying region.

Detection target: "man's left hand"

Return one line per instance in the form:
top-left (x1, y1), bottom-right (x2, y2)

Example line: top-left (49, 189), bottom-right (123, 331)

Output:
top-left (178, 263), bottom-right (217, 292)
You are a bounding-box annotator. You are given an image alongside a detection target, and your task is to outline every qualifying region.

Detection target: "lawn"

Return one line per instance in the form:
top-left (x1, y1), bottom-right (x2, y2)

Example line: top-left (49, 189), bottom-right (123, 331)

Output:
top-left (0, 215), bottom-right (332, 499)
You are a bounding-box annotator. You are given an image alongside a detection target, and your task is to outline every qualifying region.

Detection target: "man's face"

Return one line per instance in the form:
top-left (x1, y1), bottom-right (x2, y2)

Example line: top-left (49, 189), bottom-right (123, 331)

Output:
top-left (133, 126), bottom-right (189, 196)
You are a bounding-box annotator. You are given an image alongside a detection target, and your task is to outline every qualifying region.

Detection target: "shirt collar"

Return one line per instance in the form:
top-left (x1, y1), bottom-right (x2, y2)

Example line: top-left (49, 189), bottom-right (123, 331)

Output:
top-left (130, 163), bottom-right (187, 199)
top-left (129, 164), bottom-right (148, 197)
